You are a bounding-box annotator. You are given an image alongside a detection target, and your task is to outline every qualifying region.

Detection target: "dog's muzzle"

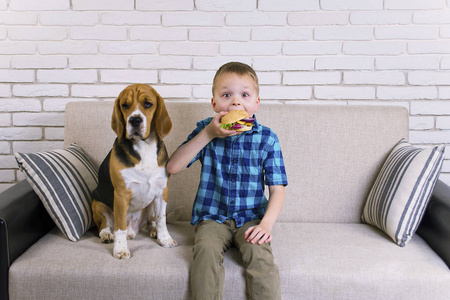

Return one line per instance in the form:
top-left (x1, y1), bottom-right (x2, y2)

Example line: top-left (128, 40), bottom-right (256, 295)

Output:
top-left (128, 115), bottom-right (145, 139)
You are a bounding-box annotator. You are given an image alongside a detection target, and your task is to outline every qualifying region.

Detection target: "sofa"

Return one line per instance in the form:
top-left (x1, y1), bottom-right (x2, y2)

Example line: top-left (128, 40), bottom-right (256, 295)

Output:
top-left (1, 101), bottom-right (449, 300)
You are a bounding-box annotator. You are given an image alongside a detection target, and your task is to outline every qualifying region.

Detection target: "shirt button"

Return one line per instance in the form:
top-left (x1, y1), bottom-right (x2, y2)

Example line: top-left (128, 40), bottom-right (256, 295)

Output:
top-left (233, 158), bottom-right (238, 163)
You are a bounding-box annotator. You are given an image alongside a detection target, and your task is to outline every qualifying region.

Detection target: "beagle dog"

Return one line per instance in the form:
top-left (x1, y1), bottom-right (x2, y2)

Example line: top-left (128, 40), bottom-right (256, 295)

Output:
top-left (91, 84), bottom-right (177, 259)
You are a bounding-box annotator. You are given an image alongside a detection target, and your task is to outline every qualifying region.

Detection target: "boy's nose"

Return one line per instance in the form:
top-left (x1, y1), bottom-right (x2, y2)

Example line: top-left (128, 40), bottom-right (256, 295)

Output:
top-left (231, 97), bottom-right (242, 106)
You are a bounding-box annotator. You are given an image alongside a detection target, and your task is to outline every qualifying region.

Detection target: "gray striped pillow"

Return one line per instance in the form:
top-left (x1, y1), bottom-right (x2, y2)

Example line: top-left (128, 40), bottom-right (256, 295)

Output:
top-left (362, 139), bottom-right (444, 247)
top-left (15, 144), bottom-right (98, 242)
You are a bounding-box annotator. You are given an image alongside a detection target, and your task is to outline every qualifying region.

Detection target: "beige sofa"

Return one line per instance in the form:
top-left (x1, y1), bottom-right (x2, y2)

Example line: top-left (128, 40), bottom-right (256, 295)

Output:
top-left (1, 101), bottom-right (449, 299)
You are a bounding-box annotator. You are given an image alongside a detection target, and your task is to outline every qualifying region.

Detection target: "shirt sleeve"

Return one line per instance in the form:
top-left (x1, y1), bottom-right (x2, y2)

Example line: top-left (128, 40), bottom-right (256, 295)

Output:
top-left (263, 132), bottom-right (288, 187)
top-left (178, 117), bottom-right (212, 168)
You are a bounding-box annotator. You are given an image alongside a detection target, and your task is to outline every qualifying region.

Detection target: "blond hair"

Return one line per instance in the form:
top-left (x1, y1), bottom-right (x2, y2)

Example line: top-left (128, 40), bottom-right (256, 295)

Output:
top-left (212, 62), bottom-right (259, 95)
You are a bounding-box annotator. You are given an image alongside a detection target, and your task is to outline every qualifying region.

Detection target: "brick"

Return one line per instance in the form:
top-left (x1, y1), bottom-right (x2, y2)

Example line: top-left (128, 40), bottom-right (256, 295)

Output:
top-left (13, 141), bottom-right (64, 153)
top-left (408, 41), bottom-right (450, 54)
top-left (0, 114), bottom-right (11, 126)
top-left (45, 127), bottom-right (65, 140)
top-left (315, 86), bottom-right (375, 100)
top-left (283, 41), bottom-right (341, 55)
top-left (196, 0), bottom-right (255, 11)
top-left (102, 12), bottom-right (160, 25)
top-left (0, 99), bottom-right (41, 112)
top-left (12, 56), bottom-right (67, 69)
top-left (13, 112), bottom-right (65, 126)
top-left (410, 116), bottom-right (434, 130)
top-left (71, 84), bottom-right (127, 98)
top-left (39, 41), bottom-right (98, 55)
top-left (13, 84), bottom-right (69, 97)
top-left (8, 27), bottom-right (66, 41)
top-left (413, 11), bottom-right (450, 24)
top-left (378, 87), bottom-right (437, 100)
top-left (257, 72), bottom-right (282, 85)
top-left (193, 57), bottom-right (251, 70)
top-left (316, 57), bottom-right (374, 70)
top-left (136, 0), bottom-right (194, 11)
top-left (0, 84), bottom-right (10, 97)
top-left (160, 42), bottom-right (218, 56)
top-left (0, 70), bottom-right (34, 82)
top-left (0, 12), bottom-right (37, 25)
top-left (9, 0), bottom-right (70, 11)
top-left (101, 70), bottom-right (158, 84)
top-left (253, 57), bottom-right (314, 71)
top-left (0, 127), bottom-right (42, 141)
top-left (37, 70), bottom-right (98, 83)
top-left (0, 57), bottom-right (9, 68)
top-left (315, 26), bottom-right (373, 41)
top-left (437, 117), bottom-right (450, 129)
top-left (0, 42), bottom-right (36, 55)
top-left (283, 72), bottom-right (341, 85)
top-left (411, 101), bottom-right (450, 115)
top-left (43, 98), bottom-right (97, 112)
top-left (163, 12), bottom-right (224, 26)
top-left (321, 0), bottom-right (383, 10)
top-left (190, 28), bottom-right (250, 41)
top-left (376, 56), bottom-right (439, 70)
top-left (350, 11), bottom-right (411, 25)
top-left (40, 12), bottom-right (98, 25)
top-left (69, 55), bottom-right (128, 69)
top-left (192, 85), bottom-right (213, 99)
top-left (0, 170), bottom-right (15, 183)
top-left (344, 71), bottom-right (405, 85)
top-left (226, 13), bottom-right (286, 26)
top-left (409, 131), bottom-right (449, 144)
top-left (260, 86), bottom-right (311, 100)
top-left (160, 70), bottom-right (215, 84)
top-left (220, 42), bottom-right (281, 56)
top-left (252, 27), bottom-right (311, 41)
top-left (70, 27), bottom-right (127, 41)
top-left (131, 56), bottom-right (192, 70)
top-left (0, 141), bottom-right (10, 154)
top-left (0, 0), bottom-right (6, 10)
top-left (99, 42), bottom-right (158, 54)
top-left (130, 28), bottom-right (187, 41)
top-left (440, 87), bottom-right (450, 99)
top-left (409, 71), bottom-right (450, 85)
top-left (375, 26), bottom-right (438, 40)
top-left (259, 0), bottom-right (318, 11)
top-left (72, 0), bottom-right (134, 11)
top-left (288, 12), bottom-right (349, 26)
top-left (441, 26), bottom-right (450, 38)
top-left (343, 41), bottom-right (405, 55)
top-left (152, 85), bottom-right (191, 99)
top-left (385, 0), bottom-right (446, 10)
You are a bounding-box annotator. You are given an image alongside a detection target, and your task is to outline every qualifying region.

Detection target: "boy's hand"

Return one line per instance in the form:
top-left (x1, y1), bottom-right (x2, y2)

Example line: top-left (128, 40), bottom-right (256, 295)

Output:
top-left (205, 111), bottom-right (238, 139)
top-left (244, 223), bottom-right (272, 245)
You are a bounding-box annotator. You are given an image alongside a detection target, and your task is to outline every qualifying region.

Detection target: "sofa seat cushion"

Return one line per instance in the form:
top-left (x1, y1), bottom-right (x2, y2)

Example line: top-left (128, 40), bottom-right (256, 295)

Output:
top-left (9, 222), bottom-right (450, 300)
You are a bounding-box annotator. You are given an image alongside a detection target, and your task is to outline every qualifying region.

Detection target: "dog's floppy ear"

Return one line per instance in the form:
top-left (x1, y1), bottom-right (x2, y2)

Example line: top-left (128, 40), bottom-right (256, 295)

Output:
top-left (154, 93), bottom-right (172, 139)
top-left (111, 96), bottom-right (126, 141)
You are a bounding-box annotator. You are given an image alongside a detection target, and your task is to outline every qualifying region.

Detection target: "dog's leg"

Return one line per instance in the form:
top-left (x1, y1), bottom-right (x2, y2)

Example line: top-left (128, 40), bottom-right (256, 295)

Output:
top-left (152, 186), bottom-right (177, 248)
top-left (113, 191), bottom-right (131, 259)
top-left (92, 200), bottom-right (114, 243)
top-left (126, 212), bottom-right (141, 240)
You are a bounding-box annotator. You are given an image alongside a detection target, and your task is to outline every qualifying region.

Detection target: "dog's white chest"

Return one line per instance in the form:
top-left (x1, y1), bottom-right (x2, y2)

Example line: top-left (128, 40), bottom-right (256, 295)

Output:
top-left (120, 139), bottom-right (167, 212)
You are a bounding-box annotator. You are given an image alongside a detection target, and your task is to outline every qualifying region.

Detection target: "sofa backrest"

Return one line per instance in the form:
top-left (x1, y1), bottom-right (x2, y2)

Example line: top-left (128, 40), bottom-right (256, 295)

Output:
top-left (65, 101), bottom-right (408, 224)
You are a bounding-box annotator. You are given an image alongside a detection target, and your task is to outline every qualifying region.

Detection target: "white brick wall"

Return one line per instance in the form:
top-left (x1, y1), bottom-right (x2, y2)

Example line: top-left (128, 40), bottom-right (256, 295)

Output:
top-left (1, 0), bottom-right (450, 191)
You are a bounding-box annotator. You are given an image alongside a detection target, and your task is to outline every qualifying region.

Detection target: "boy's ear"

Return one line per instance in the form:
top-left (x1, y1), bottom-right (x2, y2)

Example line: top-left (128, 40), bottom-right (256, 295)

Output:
top-left (211, 97), bottom-right (216, 110)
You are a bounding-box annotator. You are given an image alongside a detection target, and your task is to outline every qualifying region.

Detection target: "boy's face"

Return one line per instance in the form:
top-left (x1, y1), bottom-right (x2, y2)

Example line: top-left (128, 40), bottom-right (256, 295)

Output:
top-left (211, 73), bottom-right (260, 117)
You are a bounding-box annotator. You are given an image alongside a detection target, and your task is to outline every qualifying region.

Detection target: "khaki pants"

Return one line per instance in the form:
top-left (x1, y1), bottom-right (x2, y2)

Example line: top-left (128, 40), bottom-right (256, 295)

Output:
top-left (190, 219), bottom-right (281, 300)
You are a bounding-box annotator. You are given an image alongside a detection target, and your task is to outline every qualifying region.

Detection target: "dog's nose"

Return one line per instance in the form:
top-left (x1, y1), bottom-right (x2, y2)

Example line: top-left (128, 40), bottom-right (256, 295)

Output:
top-left (129, 116), bottom-right (143, 128)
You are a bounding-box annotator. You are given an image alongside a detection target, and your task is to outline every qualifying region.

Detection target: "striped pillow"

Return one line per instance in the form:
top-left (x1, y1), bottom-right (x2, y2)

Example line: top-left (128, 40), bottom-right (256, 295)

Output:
top-left (362, 139), bottom-right (445, 247)
top-left (15, 144), bottom-right (98, 242)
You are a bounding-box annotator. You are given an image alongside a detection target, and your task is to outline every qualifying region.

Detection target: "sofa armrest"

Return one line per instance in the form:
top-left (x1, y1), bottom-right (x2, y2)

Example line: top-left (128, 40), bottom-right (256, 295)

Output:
top-left (417, 180), bottom-right (450, 268)
top-left (0, 180), bottom-right (55, 300)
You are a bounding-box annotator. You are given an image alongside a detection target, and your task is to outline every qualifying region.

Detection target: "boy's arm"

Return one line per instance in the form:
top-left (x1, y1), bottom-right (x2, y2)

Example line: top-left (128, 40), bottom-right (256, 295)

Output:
top-left (245, 185), bottom-right (285, 245)
top-left (166, 111), bottom-right (236, 175)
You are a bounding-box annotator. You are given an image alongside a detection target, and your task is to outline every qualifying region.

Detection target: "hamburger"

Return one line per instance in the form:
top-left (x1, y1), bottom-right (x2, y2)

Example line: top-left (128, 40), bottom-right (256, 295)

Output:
top-left (220, 110), bottom-right (255, 132)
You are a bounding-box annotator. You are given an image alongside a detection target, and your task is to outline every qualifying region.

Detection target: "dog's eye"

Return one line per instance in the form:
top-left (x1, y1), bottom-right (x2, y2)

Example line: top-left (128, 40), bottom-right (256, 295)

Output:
top-left (122, 103), bottom-right (129, 109)
top-left (144, 101), bottom-right (153, 108)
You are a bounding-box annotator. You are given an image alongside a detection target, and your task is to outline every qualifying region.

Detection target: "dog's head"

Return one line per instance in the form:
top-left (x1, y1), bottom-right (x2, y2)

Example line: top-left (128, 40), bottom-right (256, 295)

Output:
top-left (111, 84), bottom-right (172, 142)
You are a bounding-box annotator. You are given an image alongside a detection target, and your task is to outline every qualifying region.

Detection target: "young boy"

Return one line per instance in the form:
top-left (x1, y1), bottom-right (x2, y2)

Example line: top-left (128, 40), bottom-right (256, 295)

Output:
top-left (166, 62), bottom-right (288, 300)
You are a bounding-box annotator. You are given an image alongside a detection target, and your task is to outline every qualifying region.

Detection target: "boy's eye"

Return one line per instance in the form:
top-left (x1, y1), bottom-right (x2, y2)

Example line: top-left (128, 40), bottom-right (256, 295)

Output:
top-left (223, 93), bottom-right (230, 98)
top-left (242, 93), bottom-right (249, 97)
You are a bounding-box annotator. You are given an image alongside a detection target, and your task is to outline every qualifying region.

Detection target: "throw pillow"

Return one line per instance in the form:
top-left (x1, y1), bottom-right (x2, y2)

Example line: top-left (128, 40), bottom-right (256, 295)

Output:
top-left (362, 139), bottom-right (445, 247)
top-left (15, 144), bottom-right (98, 242)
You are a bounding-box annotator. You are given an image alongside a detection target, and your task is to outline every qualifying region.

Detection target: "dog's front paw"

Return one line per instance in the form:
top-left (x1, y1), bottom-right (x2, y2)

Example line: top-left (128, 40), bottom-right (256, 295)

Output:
top-left (99, 228), bottom-right (114, 244)
top-left (149, 227), bottom-right (157, 239)
top-left (158, 237), bottom-right (178, 248)
top-left (113, 247), bottom-right (130, 259)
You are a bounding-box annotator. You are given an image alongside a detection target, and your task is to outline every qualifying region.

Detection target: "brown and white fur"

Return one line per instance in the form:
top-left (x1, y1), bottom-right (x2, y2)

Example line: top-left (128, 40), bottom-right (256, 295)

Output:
top-left (91, 84), bottom-right (177, 259)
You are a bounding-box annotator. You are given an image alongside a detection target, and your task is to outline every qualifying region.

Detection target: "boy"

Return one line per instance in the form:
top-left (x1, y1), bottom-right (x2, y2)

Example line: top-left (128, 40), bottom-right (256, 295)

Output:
top-left (166, 62), bottom-right (288, 300)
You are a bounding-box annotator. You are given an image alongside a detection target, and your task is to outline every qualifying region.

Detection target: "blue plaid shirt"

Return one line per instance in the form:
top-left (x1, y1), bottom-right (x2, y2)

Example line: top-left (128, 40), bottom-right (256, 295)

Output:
top-left (182, 116), bottom-right (288, 227)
